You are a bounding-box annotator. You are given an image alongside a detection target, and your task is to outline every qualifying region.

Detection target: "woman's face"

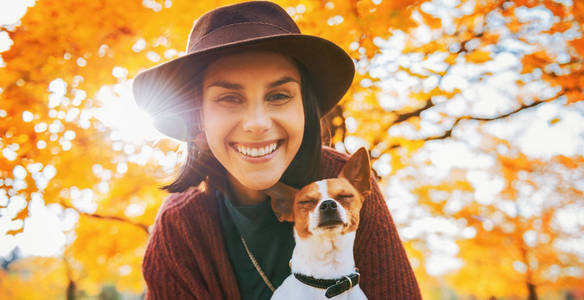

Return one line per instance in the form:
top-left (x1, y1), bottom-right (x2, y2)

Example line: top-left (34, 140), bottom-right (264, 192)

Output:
top-left (202, 51), bottom-right (305, 191)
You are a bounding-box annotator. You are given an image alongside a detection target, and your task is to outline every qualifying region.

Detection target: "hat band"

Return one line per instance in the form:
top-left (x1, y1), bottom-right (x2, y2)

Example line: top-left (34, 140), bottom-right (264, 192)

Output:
top-left (188, 22), bottom-right (297, 53)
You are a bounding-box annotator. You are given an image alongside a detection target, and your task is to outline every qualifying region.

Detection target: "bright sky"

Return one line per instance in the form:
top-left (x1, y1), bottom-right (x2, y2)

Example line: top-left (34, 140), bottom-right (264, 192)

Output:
top-left (1, 0), bottom-right (583, 279)
top-left (0, 0), bottom-right (35, 26)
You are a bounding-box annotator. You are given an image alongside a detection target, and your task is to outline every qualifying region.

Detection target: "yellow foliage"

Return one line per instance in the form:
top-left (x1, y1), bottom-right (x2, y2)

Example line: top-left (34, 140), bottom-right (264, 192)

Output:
top-left (448, 236), bottom-right (527, 299)
top-left (575, 0), bottom-right (584, 23)
top-left (410, 87), bottom-right (461, 101)
top-left (1, 0), bottom-right (583, 298)
top-left (521, 50), bottom-right (554, 74)
top-left (66, 215), bottom-right (148, 294)
top-left (419, 10), bottom-right (442, 29)
top-left (0, 257), bottom-right (68, 300)
top-left (547, 21), bottom-right (573, 33)
top-left (399, 65), bottom-right (429, 79)
top-left (466, 49), bottom-right (491, 64)
top-left (444, 53), bottom-right (458, 65)
top-left (544, 0), bottom-right (567, 18)
top-left (554, 155), bottom-right (584, 169)
top-left (481, 32), bottom-right (500, 45)
top-left (570, 37), bottom-right (584, 57)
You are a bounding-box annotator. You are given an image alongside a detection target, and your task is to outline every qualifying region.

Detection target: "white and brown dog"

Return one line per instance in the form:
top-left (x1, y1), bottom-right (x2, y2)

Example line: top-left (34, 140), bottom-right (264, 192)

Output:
top-left (267, 148), bottom-right (371, 300)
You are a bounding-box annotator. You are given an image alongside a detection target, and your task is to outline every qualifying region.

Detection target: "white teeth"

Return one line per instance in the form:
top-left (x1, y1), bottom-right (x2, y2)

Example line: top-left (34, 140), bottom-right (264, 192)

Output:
top-left (235, 142), bottom-right (278, 157)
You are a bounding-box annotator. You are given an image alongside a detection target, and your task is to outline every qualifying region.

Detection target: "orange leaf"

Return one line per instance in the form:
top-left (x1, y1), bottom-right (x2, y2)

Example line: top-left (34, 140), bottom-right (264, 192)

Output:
top-left (544, 0), bottom-right (566, 18)
top-left (466, 50), bottom-right (491, 64)
top-left (546, 21), bottom-right (572, 33)
top-left (6, 227), bottom-right (24, 235)
top-left (565, 89), bottom-right (583, 104)
top-left (570, 37), bottom-right (584, 57)
top-left (481, 32), bottom-right (500, 45)
top-left (419, 10), bottom-right (442, 29)
top-left (445, 53), bottom-right (458, 65)
top-left (521, 50), bottom-right (553, 74)
top-left (15, 207), bottom-right (29, 220)
top-left (555, 155), bottom-right (580, 169)
top-left (399, 65), bottom-right (428, 79)
top-left (507, 19), bottom-right (523, 33)
top-left (575, 0), bottom-right (584, 23)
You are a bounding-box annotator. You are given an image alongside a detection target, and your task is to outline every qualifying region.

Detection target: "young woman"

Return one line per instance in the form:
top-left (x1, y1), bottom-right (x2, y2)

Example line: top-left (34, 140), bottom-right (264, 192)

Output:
top-left (132, 2), bottom-right (421, 299)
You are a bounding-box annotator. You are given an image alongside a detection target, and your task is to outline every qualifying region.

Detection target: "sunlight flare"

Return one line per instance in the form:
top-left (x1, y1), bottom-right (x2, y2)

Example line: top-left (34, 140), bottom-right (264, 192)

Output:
top-left (93, 81), bottom-right (164, 143)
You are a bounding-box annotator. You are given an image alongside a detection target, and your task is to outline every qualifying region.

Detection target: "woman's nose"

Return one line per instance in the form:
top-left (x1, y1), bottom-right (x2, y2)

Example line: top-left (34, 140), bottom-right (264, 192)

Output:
top-left (241, 102), bottom-right (272, 134)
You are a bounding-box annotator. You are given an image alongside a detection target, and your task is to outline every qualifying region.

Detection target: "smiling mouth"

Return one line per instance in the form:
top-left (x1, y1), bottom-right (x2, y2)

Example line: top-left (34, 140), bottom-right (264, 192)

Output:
top-left (231, 140), bottom-right (283, 158)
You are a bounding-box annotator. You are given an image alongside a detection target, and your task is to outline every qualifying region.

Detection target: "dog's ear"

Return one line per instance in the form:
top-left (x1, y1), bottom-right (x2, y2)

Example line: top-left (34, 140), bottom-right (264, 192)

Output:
top-left (264, 181), bottom-right (298, 222)
top-left (340, 147), bottom-right (371, 197)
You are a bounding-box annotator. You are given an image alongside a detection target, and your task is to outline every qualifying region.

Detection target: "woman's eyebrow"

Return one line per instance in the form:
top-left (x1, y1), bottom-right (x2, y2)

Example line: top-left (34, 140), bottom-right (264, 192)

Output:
top-left (206, 76), bottom-right (299, 90)
top-left (268, 76), bottom-right (299, 88)
top-left (206, 80), bottom-right (243, 90)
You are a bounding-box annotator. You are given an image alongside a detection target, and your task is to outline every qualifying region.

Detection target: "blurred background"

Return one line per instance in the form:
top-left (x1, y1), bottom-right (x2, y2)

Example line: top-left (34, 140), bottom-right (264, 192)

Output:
top-left (0, 0), bottom-right (583, 299)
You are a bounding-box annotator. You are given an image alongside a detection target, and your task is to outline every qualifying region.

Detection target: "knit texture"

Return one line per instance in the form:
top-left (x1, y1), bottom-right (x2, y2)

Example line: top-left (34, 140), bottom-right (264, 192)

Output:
top-left (142, 146), bottom-right (422, 299)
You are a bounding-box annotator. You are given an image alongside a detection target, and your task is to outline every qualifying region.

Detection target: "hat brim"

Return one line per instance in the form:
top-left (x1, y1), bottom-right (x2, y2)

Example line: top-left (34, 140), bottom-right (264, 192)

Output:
top-left (132, 34), bottom-right (355, 141)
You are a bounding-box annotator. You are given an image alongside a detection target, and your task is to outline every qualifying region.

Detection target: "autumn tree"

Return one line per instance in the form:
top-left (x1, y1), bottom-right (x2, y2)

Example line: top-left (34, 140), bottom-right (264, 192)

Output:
top-left (410, 137), bottom-right (584, 299)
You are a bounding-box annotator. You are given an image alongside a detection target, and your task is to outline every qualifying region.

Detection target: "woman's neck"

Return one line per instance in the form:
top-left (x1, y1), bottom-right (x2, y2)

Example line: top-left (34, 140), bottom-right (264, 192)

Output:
top-left (226, 174), bottom-right (267, 206)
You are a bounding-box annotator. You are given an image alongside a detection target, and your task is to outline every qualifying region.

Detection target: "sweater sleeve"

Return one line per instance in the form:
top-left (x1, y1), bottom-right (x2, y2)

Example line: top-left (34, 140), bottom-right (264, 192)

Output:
top-left (355, 176), bottom-right (422, 300)
top-left (142, 198), bottom-right (211, 300)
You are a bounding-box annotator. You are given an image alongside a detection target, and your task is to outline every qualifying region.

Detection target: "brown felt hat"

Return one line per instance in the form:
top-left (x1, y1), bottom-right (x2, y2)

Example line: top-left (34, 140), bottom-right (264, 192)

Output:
top-left (132, 1), bottom-right (355, 141)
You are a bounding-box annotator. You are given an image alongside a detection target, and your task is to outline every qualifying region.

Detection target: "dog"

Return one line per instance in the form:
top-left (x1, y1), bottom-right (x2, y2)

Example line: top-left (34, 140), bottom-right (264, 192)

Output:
top-left (266, 147), bottom-right (371, 299)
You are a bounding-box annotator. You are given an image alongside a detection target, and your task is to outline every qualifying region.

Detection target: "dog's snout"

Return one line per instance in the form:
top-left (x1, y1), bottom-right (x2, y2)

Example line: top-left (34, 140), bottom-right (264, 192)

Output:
top-left (319, 200), bottom-right (337, 212)
top-left (317, 199), bottom-right (343, 229)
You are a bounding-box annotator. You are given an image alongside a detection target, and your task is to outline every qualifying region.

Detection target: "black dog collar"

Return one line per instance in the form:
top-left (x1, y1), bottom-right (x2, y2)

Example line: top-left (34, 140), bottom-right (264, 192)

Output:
top-left (293, 270), bottom-right (360, 298)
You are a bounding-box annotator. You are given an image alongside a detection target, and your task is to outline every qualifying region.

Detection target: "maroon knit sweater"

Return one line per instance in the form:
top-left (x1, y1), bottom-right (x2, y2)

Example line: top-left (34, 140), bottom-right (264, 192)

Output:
top-left (142, 147), bottom-right (422, 299)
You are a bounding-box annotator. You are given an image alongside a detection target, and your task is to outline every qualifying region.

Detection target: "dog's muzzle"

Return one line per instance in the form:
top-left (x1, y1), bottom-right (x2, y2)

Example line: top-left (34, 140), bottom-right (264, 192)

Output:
top-left (318, 200), bottom-right (343, 228)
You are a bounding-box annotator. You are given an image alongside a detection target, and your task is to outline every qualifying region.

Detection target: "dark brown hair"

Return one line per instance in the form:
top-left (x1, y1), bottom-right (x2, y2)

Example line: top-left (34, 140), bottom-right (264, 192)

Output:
top-left (161, 59), bottom-right (323, 193)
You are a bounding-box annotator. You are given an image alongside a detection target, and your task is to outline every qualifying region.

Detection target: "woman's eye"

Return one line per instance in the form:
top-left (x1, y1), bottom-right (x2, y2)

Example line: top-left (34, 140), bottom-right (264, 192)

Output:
top-left (217, 95), bottom-right (242, 104)
top-left (267, 93), bottom-right (292, 103)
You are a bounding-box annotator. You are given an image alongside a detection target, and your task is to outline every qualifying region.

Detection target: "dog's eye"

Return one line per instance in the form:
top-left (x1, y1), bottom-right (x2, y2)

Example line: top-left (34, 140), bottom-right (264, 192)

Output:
top-left (299, 199), bottom-right (316, 205)
top-left (337, 194), bottom-right (353, 200)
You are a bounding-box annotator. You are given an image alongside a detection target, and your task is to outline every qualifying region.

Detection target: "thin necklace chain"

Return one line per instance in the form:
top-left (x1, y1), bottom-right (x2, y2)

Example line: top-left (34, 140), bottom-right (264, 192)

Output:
top-left (240, 235), bottom-right (276, 292)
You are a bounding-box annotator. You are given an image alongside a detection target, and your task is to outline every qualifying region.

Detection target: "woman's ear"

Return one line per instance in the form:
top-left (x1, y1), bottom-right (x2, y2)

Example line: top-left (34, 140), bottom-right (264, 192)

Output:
top-left (264, 181), bottom-right (298, 222)
top-left (192, 130), bottom-right (210, 151)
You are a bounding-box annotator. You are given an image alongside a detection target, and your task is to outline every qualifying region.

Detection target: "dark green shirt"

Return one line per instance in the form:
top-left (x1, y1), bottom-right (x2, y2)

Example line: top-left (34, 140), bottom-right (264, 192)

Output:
top-left (217, 190), bottom-right (295, 300)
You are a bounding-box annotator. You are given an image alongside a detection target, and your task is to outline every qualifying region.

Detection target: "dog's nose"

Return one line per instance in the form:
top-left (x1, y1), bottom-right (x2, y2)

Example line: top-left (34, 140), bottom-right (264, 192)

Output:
top-left (319, 200), bottom-right (337, 212)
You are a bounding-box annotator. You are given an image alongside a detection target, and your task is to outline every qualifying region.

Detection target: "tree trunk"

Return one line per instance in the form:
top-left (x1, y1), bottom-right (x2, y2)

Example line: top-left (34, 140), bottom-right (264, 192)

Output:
top-left (527, 282), bottom-right (538, 300)
top-left (67, 280), bottom-right (76, 300)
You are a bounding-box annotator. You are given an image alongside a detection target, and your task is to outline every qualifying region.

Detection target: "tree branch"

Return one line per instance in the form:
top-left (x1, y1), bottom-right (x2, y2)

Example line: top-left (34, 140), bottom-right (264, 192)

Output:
top-left (60, 202), bottom-right (150, 234)
top-left (462, 99), bottom-right (551, 122)
top-left (394, 98), bottom-right (435, 124)
top-left (387, 92), bottom-right (565, 149)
